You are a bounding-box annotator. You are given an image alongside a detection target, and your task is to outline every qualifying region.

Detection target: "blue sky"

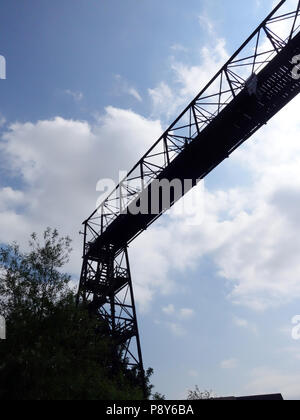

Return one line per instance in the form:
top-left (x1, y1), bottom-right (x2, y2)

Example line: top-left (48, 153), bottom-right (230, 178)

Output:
top-left (2, 0), bottom-right (300, 399)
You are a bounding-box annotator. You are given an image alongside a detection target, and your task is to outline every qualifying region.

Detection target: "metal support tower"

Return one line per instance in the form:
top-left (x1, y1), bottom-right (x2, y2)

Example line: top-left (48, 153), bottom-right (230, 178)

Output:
top-left (78, 226), bottom-right (145, 391)
top-left (78, 0), bottom-right (300, 393)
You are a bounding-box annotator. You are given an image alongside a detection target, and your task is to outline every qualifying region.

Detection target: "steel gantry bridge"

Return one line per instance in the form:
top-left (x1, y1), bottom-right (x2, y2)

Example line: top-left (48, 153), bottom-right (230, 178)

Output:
top-left (77, 0), bottom-right (300, 394)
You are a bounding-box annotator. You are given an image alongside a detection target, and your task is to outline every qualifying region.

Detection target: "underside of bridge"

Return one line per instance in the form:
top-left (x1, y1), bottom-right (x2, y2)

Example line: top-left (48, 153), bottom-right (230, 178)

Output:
top-left (77, 0), bottom-right (300, 395)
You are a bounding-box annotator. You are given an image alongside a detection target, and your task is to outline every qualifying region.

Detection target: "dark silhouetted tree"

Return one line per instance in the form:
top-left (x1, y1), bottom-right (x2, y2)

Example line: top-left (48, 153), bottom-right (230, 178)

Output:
top-left (0, 228), bottom-right (147, 400)
top-left (187, 386), bottom-right (213, 400)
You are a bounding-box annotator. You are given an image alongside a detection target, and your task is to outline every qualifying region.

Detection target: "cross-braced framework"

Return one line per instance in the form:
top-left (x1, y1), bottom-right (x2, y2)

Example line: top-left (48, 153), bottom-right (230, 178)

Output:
top-left (78, 0), bottom-right (300, 394)
top-left (78, 230), bottom-right (145, 389)
top-left (83, 0), bottom-right (300, 247)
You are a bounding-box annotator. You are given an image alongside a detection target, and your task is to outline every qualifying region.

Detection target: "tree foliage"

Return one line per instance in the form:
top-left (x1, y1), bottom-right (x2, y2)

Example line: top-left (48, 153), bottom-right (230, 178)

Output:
top-left (0, 228), bottom-right (147, 400)
top-left (187, 386), bottom-right (213, 400)
top-left (152, 392), bottom-right (166, 400)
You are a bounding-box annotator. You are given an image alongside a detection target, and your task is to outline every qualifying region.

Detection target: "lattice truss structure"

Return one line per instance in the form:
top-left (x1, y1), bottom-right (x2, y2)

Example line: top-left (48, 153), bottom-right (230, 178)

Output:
top-left (85, 0), bottom-right (300, 242)
top-left (78, 0), bottom-right (300, 387)
top-left (83, 244), bottom-right (143, 370)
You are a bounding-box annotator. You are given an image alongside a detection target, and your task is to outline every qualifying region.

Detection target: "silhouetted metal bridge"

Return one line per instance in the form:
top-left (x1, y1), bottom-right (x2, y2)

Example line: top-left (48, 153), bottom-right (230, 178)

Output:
top-left (77, 0), bottom-right (300, 394)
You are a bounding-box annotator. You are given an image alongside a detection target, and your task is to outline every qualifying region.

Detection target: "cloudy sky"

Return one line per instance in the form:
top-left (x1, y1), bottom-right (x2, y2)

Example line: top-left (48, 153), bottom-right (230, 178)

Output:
top-left (1, 0), bottom-right (300, 399)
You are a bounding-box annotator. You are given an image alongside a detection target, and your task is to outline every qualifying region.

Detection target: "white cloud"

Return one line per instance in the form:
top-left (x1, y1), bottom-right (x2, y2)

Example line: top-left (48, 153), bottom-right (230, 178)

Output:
top-left (127, 87), bottom-right (142, 102)
top-left (162, 304), bottom-right (175, 315)
top-left (162, 305), bottom-right (194, 320)
top-left (148, 38), bottom-right (228, 119)
top-left (160, 305), bottom-right (194, 335)
top-left (233, 317), bottom-right (248, 328)
top-left (64, 89), bottom-right (83, 102)
top-left (255, 0), bottom-right (261, 8)
top-left (233, 317), bottom-right (258, 335)
top-left (220, 358), bottom-right (239, 370)
top-left (171, 38), bottom-right (228, 98)
top-left (0, 114), bottom-right (6, 128)
top-left (114, 74), bottom-right (142, 102)
top-left (0, 108), bottom-right (162, 311)
top-left (198, 15), bottom-right (214, 35)
top-left (179, 308), bottom-right (195, 320)
top-left (246, 367), bottom-right (300, 400)
top-left (148, 82), bottom-right (176, 119)
top-left (279, 324), bottom-right (295, 340)
top-left (131, 93), bottom-right (300, 312)
top-left (0, 187), bottom-right (25, 211)
top-left (212, 97), bottom-right (300, 310)
top-left (2, 3), bottom-right (300, 318)
top-left (166, 322), bottom-right (186, 337)
top-left (278, 346), bottom-right (300, 361)
top-left (170, 44), bottom-right (188, 53)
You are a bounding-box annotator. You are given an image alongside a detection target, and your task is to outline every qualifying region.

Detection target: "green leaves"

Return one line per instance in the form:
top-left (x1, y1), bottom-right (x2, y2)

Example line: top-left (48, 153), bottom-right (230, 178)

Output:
top-left (0, 229), bottom-right (145, 400)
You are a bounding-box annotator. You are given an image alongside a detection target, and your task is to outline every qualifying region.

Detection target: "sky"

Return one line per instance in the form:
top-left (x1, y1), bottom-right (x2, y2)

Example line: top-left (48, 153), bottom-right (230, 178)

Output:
top-left (1, 0), bottom-right (300, 399)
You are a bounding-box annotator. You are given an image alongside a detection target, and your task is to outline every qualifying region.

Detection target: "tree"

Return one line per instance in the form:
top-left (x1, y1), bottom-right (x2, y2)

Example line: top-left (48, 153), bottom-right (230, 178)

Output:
top-left (187, 386), bottom-right (213, 400)
top-left (0, 228), bottom-right (146, 400)
top-left (152, 392), bottom-right (166, 400)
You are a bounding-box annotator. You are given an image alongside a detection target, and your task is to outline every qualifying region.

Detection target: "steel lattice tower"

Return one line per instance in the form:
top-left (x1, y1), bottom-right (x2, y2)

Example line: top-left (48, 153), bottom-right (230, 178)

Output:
top-left (78, 0), bottom-right (300, 395)
top-left (78, 238), bottom-right (144, 379)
